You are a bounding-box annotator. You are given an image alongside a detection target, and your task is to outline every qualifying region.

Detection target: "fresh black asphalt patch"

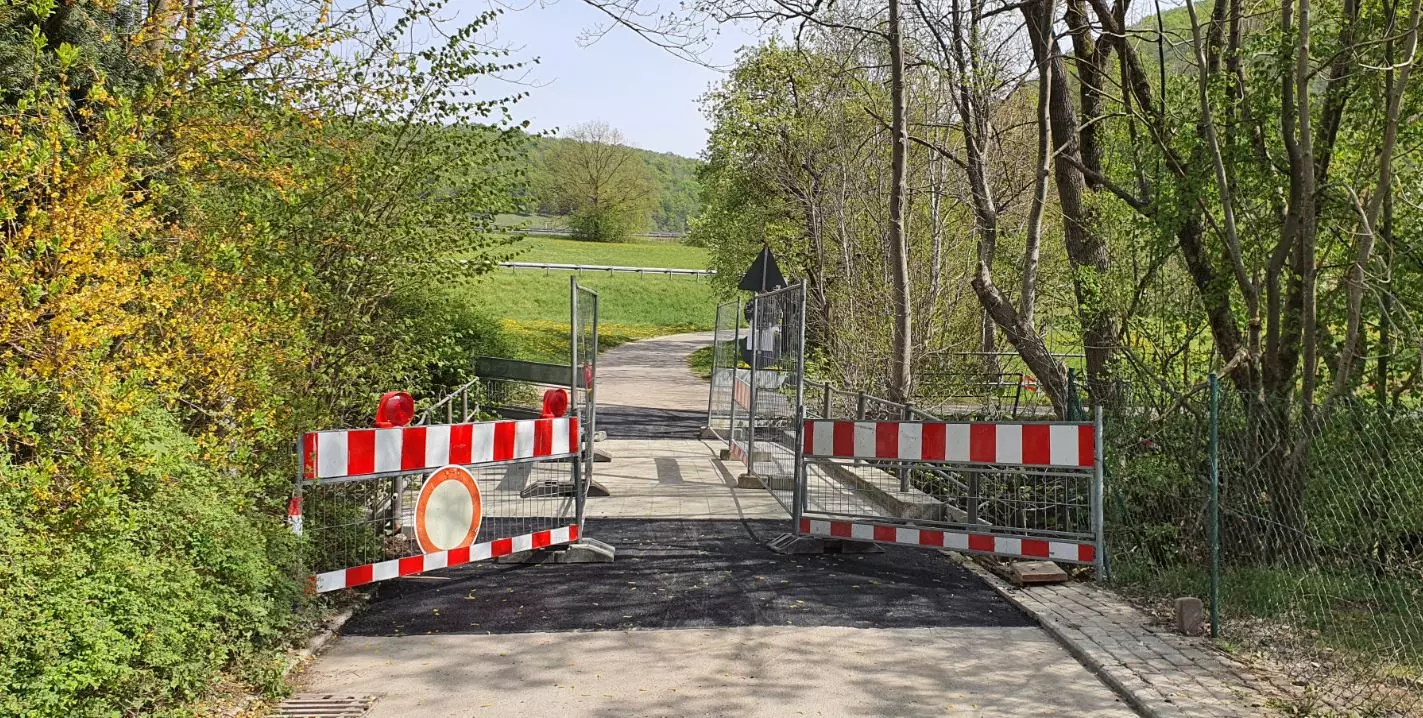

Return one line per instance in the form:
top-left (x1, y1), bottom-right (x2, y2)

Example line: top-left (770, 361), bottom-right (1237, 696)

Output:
top-left (341, 519), bottom-right (1032, 637)
top-left (595, 406), bottom-right (706, 440)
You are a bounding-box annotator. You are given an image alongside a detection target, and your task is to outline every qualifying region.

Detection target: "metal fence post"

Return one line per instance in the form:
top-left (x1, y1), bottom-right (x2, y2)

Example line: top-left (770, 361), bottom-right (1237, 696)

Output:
top-left (1209, 373), bottom-right (1221, 638)
top-left (746, 296), bottom-right (760, 476)
top-left (792, 280), bottom-right (809, 522)
top-left (1093, 405), bottom-right (1107, 578)
top-left (900, 401), bottom-right (915, 491)
top-left (707, 302), bottom-right (722, 430)
top-left (821, 382), bottom-right (832, 419)
top-left (856, 391), bottom-right (866, 420)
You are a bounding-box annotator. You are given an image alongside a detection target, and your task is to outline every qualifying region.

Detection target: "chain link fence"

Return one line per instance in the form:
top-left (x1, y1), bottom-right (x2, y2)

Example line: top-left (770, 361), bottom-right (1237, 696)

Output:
top-left (1100, 375), bottom-right (1423, 716)
top-left (901, 354), bottom-right (1423, 713)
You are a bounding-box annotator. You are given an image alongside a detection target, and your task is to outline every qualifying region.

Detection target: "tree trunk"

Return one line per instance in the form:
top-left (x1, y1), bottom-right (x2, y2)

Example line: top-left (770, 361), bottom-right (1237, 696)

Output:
top-left (972, 263), bottom-right (1069, 416)
top-left (886, 0), bottom-right (914, 403)
top-left (1021, 0), bottom-right (1117, 407)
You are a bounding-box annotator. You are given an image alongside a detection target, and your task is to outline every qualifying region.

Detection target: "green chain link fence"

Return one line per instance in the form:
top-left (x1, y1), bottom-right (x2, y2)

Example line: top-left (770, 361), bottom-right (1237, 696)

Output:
top-left (1099, 373), bottom-right (1423, 716)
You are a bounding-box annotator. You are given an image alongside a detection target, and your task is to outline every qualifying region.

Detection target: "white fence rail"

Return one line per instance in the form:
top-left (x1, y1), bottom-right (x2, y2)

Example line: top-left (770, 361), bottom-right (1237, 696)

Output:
top-left (500, 261), bottom-right (714, 277)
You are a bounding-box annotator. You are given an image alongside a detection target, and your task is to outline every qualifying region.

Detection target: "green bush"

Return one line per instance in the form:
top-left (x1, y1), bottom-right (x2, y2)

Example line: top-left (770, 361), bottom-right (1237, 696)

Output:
top-left (0, 405), bottom-right (302, 717)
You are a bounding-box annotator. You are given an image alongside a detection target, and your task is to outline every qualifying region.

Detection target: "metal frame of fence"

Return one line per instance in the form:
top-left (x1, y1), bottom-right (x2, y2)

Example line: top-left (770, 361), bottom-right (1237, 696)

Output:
top-left (290, 281), bottom-right (598, 593)
top-left (796, 414), bottom-right (1105, 569)
top-left (705, 282), bottom-right (1106, 569)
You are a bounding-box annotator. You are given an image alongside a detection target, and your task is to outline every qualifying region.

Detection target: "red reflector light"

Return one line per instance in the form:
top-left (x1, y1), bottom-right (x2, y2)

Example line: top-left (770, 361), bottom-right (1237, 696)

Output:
top-left (375, 391), bottom-right (415, 427)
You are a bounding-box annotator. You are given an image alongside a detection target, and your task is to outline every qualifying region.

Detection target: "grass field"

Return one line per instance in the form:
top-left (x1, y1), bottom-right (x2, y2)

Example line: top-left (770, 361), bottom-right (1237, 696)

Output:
top-left (507, 236), bottom-right (709, 269)
top-left (460, 236), bottom-right (720, 362)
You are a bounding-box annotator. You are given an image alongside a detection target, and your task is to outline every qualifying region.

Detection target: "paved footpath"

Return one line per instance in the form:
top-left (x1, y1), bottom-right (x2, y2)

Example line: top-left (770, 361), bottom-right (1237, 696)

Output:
top-left (955, 562), bottom-right (1279, 718)
top-left (292, 331), bottom-right (1268, 717)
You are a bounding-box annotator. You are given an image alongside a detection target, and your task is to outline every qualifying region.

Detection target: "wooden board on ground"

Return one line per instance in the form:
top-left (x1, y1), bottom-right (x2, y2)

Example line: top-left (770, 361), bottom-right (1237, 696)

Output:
top-left (983, 559), bottom-right (1070, 587)
top-left (1009, 560), bottom-right (1070, 586)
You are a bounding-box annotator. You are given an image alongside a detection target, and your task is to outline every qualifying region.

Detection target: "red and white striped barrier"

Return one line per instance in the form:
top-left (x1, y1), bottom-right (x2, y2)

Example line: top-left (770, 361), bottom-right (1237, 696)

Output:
top-left (313, 524), bottom-right (580, 593)
top-left (799, 518), bottom-right (1095, 564)
top-left (733, 375), bottom-right (753, 412)
top-left (803, 420), bottom-right (1094, 468)
top-left (303, 417), bottom-right (579, 481)
top-left (728, 439), bottom-right (748, 464)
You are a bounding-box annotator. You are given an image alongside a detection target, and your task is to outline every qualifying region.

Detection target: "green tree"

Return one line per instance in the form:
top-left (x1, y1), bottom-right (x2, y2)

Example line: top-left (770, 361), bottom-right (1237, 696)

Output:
top-left (544, 121), bottom-right (655, 242)
top-left (0, 0), bottom-right (526, 712)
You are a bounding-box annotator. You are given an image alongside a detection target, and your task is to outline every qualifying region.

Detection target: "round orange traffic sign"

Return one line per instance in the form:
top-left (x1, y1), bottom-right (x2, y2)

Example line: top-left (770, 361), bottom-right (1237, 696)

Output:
top-left (414, 465), bottom-right (483, 554)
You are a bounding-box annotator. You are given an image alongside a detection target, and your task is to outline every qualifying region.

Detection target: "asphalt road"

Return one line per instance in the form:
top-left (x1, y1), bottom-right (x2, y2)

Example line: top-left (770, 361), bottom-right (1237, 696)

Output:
top-left (341, 519), bottom-right (1031, 637)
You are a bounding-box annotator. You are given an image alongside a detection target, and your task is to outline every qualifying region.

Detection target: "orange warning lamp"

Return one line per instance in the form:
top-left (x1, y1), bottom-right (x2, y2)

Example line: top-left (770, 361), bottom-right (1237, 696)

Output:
top-left (375, 391), bottom-right (415, 427)
top-left (541, 388), bottom-right (569, 418)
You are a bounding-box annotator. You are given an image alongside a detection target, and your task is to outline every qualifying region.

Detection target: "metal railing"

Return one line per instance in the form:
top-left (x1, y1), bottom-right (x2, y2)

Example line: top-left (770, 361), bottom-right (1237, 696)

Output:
top-left (417, 378), bottom-right (482, 426)
top-left (519, 227), bottom-right (687, 240)
top-left (500, 261), bottom-right (714, 277)
top-left (804, 379), bottom-right (940, 422)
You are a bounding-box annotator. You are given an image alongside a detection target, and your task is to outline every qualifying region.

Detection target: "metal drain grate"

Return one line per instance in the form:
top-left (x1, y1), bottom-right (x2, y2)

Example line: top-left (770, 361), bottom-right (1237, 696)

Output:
top-left (274, 694), bottom-right (376, 717)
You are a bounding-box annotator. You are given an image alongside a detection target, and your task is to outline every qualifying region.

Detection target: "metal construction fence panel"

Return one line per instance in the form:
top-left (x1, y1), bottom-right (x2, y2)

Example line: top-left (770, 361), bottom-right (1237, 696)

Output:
top-left (572, 278), bottom-right (598, 528)
top-left (706, 299), bottom-right (742, 439)
top-left (295, 417), bottom-right (584, 592)
top-left (744, 282), bottom-right (807, 515)
top-left (797, 413), bottom-right (1104, 568)
top-left (292, 281), bottom-right (597, 594)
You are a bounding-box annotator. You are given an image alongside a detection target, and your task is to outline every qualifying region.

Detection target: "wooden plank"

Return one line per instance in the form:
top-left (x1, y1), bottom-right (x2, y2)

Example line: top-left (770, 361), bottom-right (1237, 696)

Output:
top-left (1008, 560), bottom-right (1070, 586)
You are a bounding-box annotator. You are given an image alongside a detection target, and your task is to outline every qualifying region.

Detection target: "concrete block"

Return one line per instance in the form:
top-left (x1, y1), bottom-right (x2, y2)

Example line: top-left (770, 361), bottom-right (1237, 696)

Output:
top-left (736, 472), bottom-right (794, 491)
top-left (1174, 596), bottom-right (1205, 636)
top-left (556, 538), bottom-right (616, 563)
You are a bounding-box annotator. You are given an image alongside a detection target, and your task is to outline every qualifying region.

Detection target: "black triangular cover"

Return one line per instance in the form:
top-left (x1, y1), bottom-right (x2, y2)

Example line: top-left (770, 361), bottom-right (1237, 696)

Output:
top-left (738, 245), bottom-right (787, 292)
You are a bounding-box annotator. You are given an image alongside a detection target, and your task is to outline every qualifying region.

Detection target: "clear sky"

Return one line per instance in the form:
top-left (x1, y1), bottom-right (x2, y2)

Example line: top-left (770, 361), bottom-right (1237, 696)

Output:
top-left (466, 1), bottom-right (760, 158)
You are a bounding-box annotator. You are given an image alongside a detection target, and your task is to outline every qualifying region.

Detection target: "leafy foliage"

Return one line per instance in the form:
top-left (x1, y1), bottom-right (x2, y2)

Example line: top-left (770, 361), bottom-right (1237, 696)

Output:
top-left (0, 0), bottom-right (525, 712)
top-left (526, 125), bottom-right (699, 235)
top-left (534, 121), bottom-right (656, 242)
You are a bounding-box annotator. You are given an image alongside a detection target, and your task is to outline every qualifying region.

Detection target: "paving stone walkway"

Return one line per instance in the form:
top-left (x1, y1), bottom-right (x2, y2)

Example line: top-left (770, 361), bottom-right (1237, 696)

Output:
top-left (953, 556), bottom-right (1280, 718)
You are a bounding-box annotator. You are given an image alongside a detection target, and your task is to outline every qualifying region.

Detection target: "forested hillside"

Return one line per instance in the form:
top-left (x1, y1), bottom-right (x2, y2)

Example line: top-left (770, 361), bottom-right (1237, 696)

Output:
top-left (524, 134), bottom-right (701, 233)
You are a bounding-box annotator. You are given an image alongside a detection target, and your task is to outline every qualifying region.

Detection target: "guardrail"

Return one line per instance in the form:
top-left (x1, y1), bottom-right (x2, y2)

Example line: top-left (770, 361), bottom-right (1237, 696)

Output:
top-left (499, 261), bottom-right (714, 277)
top-left (520, 227), bottom-right (687, 239)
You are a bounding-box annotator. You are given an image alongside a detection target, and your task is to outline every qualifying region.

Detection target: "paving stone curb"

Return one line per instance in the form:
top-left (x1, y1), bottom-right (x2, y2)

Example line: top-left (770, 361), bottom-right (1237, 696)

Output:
top-left (947, 552), bottom-right (1275, 718)
top-left (223, 598), bottom-right (365, 717)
